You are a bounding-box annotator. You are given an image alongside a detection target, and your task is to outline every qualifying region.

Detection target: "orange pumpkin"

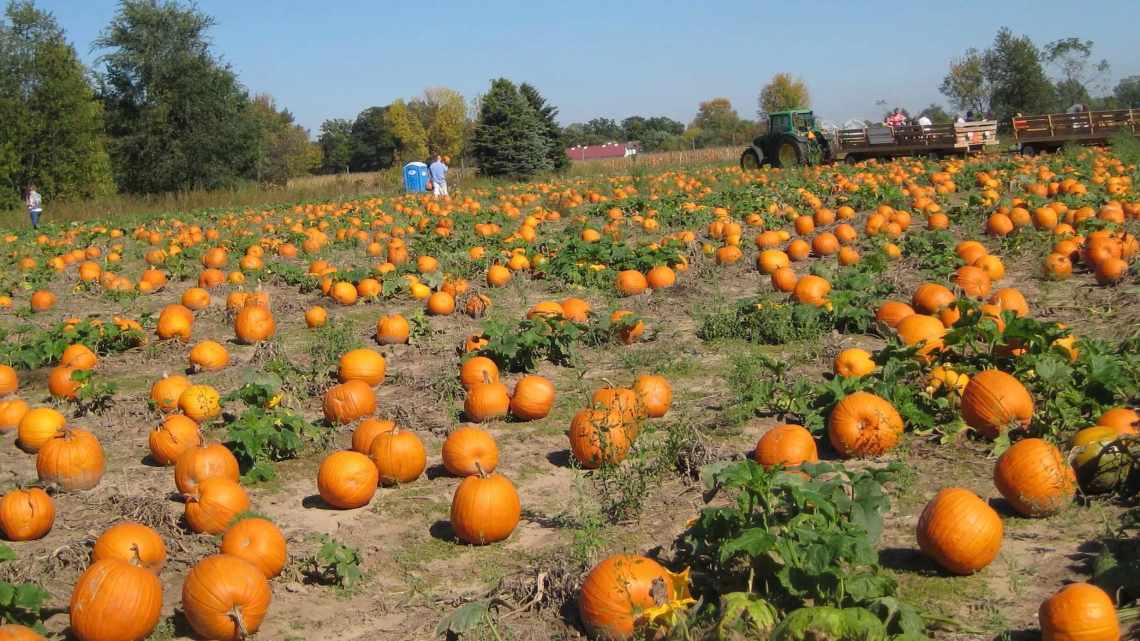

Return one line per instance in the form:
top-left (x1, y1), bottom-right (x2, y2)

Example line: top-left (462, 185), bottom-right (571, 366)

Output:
top-left (442, 425), bottom-right (499, 476)
top-left (377, 314), bottom-right (410, 344)
top-left (465, 377), bottom-right (511, 423)
top-left (875, 301), bottom-right (915, 328)
top-left (510, 375), bottom-right (556, 420)
top-left (1039, 582), bottom-right (1119, 641)
top-left (156, 303), bottom-right (194, 341)
top-left (149, 414), bottom-right (202, 466)
top-left (182, 555), bottom-right (272, 641)
top-left (322, 380), bottom-right (376, 424)
top-left (70, 558), bottom-right (163, 641)
top-left (178, 384), bottom-right (221, 423)
top-left (578, 555), bottom-right (691, 641)
top-left (317, 450), bottom-right (378, 509)
top-left (916, 487), bottom-right (1002, 575)
top-left (150, 374), bottom-right (191, 413)
top-left (338, 349), bottom-right (387, 386)
top-left (993, 438), bottom-right (1075, 517)
top-left (174, 443), bottom-right (240, 495)
top-left (185, 477), bottom-right (249, 534)
top-left (220, 517), bottom-right (287, 578)
top-left (632, 374), bottom-right (672, 418)
top-left (92, 522), bottom-right (167, 573)
top-left (351, 418), bottom-right (396, 454)
top-left (833, 348), bottom-right (876, 378)
top-left (234, 303), bottom-right (276, 343)
top-left (189, 340), bottom-right (229, 371)
top-left (754, 424), bottom-right (818, 468)
top-left (450, 465), bottom-right (521, 545)
top-left (369, 427), bottom-right (427, 486)
top-left (961, 370), bottom-right (1034, 439)
top-left (569, 408), bottom-right (630, 469)
top-left (0, 365), bottom-right (17, 396)
top-left (0, 399), bottom-right (29, 432)
top-left (827, 392), bottom-right (903, 457)
top-left (17, 407), bottom-right (66, 453)
top-left (0, 488), bottom-right (54, 541)
top-left (36, 428), bottom-right (105, 491)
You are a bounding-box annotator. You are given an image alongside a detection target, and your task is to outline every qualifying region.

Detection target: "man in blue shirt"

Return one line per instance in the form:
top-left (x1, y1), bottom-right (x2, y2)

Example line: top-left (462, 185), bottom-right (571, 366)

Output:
top-left (428, 155), bottom-right (448, 198)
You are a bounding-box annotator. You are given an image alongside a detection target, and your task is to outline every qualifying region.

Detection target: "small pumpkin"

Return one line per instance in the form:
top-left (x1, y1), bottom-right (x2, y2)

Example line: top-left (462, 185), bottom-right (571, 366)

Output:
top-left (1038, 582), bottom-right (1119, 641)
top-left (1097, 407), bottom-right (1139, 434)
top-left (185, 477), bottom-right (250, 535)
top-left (450, 463), bottom-right (521, 545)
top-left (150, 374), bottom-right (191, 413)
top-left (510, 375), bottom-right (556, 420)
top-left (17, 407), bottom-right (66, 453)
top-left (149, 414), bottom-right (202, 466)
top-left (338, 348), bottom-right (387, 386)
top-left (561, 297), bottom-right (591, 323)
top-left (60, 344), bottom-right (98, 370)
top-left (615, 270), bottom-right (648, 296)
top-left (189, 340), bottom-right (230, 371)
top-left (0, 365), bottom-right (18, 396)
top-left (47, 366), bottom-right (81, 399)
top-left (632, 374), bottom-right (672, 418)
top-left (322, 379), bottom-right (377, 424)
top-left (351, 418), bottom-right (396, 454)
top-left (993, 438), bottom-right (1075, 517)
top-left (317, 450), bottom-right (379, 509)
top-left (610, 310), bottom-right (644, 344)
top-left (827, 392), bottom-right (903, 458)
top-left (442, 425), bottom-right (499, 476)
top-left (896, 314), bottom-right (946, 360)
top-left (0, 625), bottom-right (47, 641)
top-left (305, 306), bottom-right (327, 328)
top-left (220, 517), bottom-right (287, 578)
top-left (569, 408), bottom-right (630, 469)
top-left (754, 424), bottom-right (818, 468)
top-left (916, 487), bottom-right (1003, 575)
top-left (234, 303), bottom-right (276, 343)
top-left (833, 348), bottom-right (876, 378)
top-left (36, 427), bottom-right (106, 491)
top-left (376, 314), bottom-right (410, 344)
top-left (460, 356), bottom-right (499, 390)
top-left (182, 555), bottom-right (272, 641)
top-left (464, 375), bottom-right (511, 423)
top-left (0, 399), bottom-right (29, 432)
top-left (961, 370), bottom-right (1034, 439)
top-left (0, 488), bottom-right (54, 541)
top-left (178, 384), bottom-right (222, 423)
top-left (92, 522), bottom-right (167, 573)
top-left (69, 558), bottom-right (163, 641)
top-left (156, 303), bottom-right (194, 341)
top-left (174, 443), bottom-right (240, 495)
top-left (369, 427), bottom-right (427, 486)
top-left (875, 301), bottom-right (915, 328)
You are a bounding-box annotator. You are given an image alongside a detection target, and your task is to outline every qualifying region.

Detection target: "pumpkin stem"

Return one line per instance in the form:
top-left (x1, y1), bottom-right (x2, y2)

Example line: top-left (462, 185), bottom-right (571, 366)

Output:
top-left (228, 605), bottom-right (249, 640)
top-left (474, 460), bottom-right (488, 479)
top-left (129, 544), bottom-right (143, 567)
top-left (482, 370), bottom-right (491, 385)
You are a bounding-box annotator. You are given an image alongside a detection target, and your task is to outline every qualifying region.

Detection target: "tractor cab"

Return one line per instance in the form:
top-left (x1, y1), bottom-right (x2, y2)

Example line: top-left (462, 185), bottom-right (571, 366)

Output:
top-left (742, 109), bottom-right (830, 169)
top-left (764, 110), bottom-right (816, 138)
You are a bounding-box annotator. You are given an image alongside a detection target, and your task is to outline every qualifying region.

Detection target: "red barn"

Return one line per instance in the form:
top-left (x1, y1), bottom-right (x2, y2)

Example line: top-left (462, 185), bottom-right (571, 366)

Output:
top-left (565, 142), bottom-right (639, 161)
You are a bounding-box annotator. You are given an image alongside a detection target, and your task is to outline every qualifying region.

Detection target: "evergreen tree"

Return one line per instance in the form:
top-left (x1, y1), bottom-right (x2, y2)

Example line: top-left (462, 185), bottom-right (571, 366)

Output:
top-left (385, 99), bottom-right (428, 163)
top-left (349, 106), bottom-right (395, 171)
top-left (471, 78), bottom-right (550, 178)
top-left (0, 1), bottom-right (114, 206)
top-left (318, 118), bottom-right (353, 174)
top-left (96, 0), bottom-right (256, 192)
top-left (519, 82), bottom-right (568, 171)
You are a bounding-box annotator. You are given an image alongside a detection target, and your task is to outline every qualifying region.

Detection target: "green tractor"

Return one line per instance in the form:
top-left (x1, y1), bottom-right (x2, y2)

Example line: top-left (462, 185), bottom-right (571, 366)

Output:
top-left (740, 109), bottom-right (833, 169)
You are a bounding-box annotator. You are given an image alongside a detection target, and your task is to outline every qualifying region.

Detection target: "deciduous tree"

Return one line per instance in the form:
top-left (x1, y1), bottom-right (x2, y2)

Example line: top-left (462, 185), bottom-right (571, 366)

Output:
top-left (349, 106), bottom-right (395, 172)
top-left (759, 73), bottom-right (810, 114)
top-left (939, 48), bottom-right (991, 116)
top-left (1115, 76), bottom-right (1140, 108)
top-left (983, 28), bottom-right (1055, 121)
top-left (318, 118), bottom-right (353, 174)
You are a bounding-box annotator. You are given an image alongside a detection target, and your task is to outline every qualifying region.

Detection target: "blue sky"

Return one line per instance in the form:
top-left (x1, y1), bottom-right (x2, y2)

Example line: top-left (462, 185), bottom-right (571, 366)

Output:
top-left (32, 0), bottom-right (1140, 134)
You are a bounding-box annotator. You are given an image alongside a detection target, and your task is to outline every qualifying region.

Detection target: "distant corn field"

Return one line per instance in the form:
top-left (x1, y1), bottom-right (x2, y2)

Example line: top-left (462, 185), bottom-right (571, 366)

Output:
top-left (567, 146), bottom-right (739, 175)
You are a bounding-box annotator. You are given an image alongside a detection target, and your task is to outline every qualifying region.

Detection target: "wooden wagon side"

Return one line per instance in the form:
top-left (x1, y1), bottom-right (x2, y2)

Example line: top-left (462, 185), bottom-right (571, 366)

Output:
top-left (1012, 109), bottom-right (1138, 152)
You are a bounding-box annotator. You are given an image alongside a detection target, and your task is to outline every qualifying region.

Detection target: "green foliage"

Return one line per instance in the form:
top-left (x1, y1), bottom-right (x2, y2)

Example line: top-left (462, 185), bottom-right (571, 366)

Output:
top-left (222, 374), bottom-right (318, 482)
top-left (348, 106), bottom-right (396, 172)
top-left (305, 535), bottom-right (364, 591)
top-left (474, 315), bottom-right (588, 372)
top-left (471, 78), bottom-right (552, 178)
top-left (699, 297), bottom-right (828, 345)
top-left (69, 368), bottom-right (117, 415)
top-left (678, 460), bottom-right (923, 636)
top-left (0, 544), bottom-right (51, 632)
top-left (984, 27), bottom-right (1057, 122)
top-left (771, 606), bottom-right (887, 641)
top-left (0, 319), bottom-right (144, 370)
top-left (899, 230), bottom-right (962, 280)
top-left (760, 73), bottom-right (811, 113)
top-left (520, 82), bottom-right (569, 171)
top-left (539, 234), bottom-right (684, 287)
top-left (247, 94), bottom-right (315, 185)
top-left (317, 118), bottom-right (353, 174)
top-left (385, 98), bottom-right (428, 163)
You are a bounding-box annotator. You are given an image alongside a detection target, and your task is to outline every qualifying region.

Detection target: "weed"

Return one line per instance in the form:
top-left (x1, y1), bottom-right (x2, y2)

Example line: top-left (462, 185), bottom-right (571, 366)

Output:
top-left (303, 535), bottom-right (364, 592)
top-left (0, 544), bottom-right (52, 632)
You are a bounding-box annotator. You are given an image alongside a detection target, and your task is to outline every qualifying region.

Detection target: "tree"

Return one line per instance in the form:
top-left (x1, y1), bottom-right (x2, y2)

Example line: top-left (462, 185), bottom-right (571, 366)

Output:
top-left (984, 28), bottom-right (1055, 122)
top-left (0, 1), bottom-right (114, 206)
top-left (470, 78), bottom-right (550, 178)
top-left (691, 98), bottom-right (750, 146)
top-left (349, 106), bottom-right (395, 172)
top-left (385, 99), bottom-right (428, 163)
top-left (1043, 37), bottom-right (1110, 102)
top-left (1115, 76), bottom-right (1140, 108)
top-left (519, 82), bottom-right (568, 171)
top-left (317, 118), bottom-right (352, 174)
top-left (412, 87), bottom-right (467, 159)
top-left (759, 73), bottom-right (810, 114)
top-left (918, 104), bottom-right (952, 124)
top-left (246, 94), bottom-right (313, 185)
top-left (96, 0), bottom-right (256, 192)
top-left (939, 48), bottom-right (991, 116)
top-left (619, 115), bottom-right (684, 151)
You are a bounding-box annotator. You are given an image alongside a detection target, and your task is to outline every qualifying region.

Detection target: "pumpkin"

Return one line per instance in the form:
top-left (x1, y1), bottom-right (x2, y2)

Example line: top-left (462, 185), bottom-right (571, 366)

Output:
top-left (47, 366), bottom-right (81, 399)
top-left (569, 408), bottom-right (630, 469)
top-left (182, 555), bottom-right (272, 641)
top-left (828, 392), bottom-right (903, 457)
top-left (757, 249), bottom-right (790, 274)
top-left (442, 425), bottom-right (499, 476)
top-left (793, 274), bottom-right (831, 306)
top-left (487, 264), bottom-right (512, 287)
top-left (961, 370), bottom-right (1034, 439)
top-left (526, 301), bottom-right (564, 320)
top-left (875, 301), bottom-right (915, 328)
top-left (36, 428), bottom-right (105, 491)
top-left (927, 366), bottom-right (969, 396)
top-left (185, 477), bottom-right (249, 535)
top-left (510, 375), bottom-right (555, 420)
top-left (156, 303), bottom-right (194, 341)
top-left (912, 283), bottom-right (955, 314)
top-left (305, 306), bottom-right (327, 328)
top-left (953, 265), bottom-right (992, 298)
top-left (632, 375), bottom-right (672, 418)
top-left (150, 374), bottom-right (191, 413)
top-left (17, 407), bottom-right (65, 453)
top-left (754, 424), bottom-right (818, 468)
top-left (833, 348), bottom-right (876, 378)
top-left (189, 340), bottom-right (230, 371)
top-left (1098, 407), bottom-right (1139, 434)
top-left (561, 297), bottom-right (591, 322)
top-left (351, 418), bottom-right (396, 454)
top-left (616, 270), bottom-right (648, 296)
top-left (181, 287), bottom-right (211, 311)
top-left (376, 314), bottom-right (410, 344)
top-left (465, 376), bottom-right (511, 422)
top-left (460, 356), bottom-right (500, 390)
top-left (1044, 253), bottom-right (1073, 280)
top-left (0, 488), bottom-right (54, 541)
top-left (450, 464), bottom-right (521, 545)
top-left (771, 267), bottom-right (798, 292)
top-left (578, 555), bottom-right (692, 641)
top-left (29, 290), bottom-right (55, 312)
top-left (60, 344), bottom-right (97, 370)
top-left (645, 265), bottom-right (676, 289)
top-left (369, 427), bottom-right (427, 486)
top-left (611, 310), bottom-right (644, 344)
top-left (338, 348), bottom-right (387, 386)
top-left (0, 625), bottom-right (47, 641)
top-left (0, 365), bottom-right (17, 396)
top-left (234, 303), bottom-right (276, 343)
top-left (317, 450), bottom-right (379, 509)
top-left (993, 438), bottom-right (1075, 517)
top-left (149, 414), bottom-right (202, 465)
top-left (221, 517), bottom-right (287, 578)
top-left (1070, 426), bottom-right (1131, 494)
top-left (464, 293), bottom-right (492, 318)
top-left (70, 558), bottom-right (163, 641)
top-left (322, 379), bottom-right (377, 424)
top-left (0, 399), bottom-right (29, 432)
top-left (916, 487), bottom-right (1003, 575)
top-left (92, 522), bottom-right (167, 573)
top-left (178, 384), bottom-right (222, 423)
top-left (896, 314), bottom-right (946, 360)
top-left (174, 443), bottom-right (240, 495)
top-left (1039, 582), bottom-right (1119, 641)
top-left (989, 288), bottom-right (1030, 317)
top-left (427, 291), bottom-right (456, 316)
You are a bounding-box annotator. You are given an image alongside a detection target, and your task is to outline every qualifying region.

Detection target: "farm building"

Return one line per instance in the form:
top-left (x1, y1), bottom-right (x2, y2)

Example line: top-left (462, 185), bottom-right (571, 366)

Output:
top-left (565, 142), bottom-right (640, 161)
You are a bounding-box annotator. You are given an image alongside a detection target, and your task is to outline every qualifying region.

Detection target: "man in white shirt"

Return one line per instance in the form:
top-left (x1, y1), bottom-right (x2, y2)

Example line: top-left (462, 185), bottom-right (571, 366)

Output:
top-left (26, 184), bottom-right (43, 229)
top-left (428, 155), bottom-right (448, 198)
top-left (917, 115), bottom-right (933, 127)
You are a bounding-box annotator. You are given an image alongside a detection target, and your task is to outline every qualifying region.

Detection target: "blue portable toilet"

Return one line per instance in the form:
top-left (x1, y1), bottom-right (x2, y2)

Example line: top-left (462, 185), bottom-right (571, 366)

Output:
top-left (403, 162), bottom-right (428, 192)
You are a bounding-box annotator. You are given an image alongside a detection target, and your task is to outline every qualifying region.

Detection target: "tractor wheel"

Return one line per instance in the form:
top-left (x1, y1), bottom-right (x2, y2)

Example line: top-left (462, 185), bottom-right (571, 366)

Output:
top-left (772, 136), bottom-right (805, 168)
top-left (844, 153), bottom-right (862, 165)
top-left (740, 149), bottom-right (762, 171)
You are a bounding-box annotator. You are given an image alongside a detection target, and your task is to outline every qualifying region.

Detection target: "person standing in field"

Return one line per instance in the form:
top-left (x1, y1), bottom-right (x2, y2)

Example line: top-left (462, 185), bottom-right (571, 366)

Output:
top-left (25, 184), bottom-right (43, 229)
top-left (429, 155), bottom-right (448, 198)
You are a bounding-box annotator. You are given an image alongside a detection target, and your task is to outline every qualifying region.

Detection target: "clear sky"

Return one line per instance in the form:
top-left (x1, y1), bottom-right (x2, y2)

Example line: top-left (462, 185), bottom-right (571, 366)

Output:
top-left (32, 0), bottom-right (1140, 134)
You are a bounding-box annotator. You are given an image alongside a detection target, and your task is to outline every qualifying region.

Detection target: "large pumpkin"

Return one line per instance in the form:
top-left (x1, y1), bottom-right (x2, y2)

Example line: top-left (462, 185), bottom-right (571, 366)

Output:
top-left (185, 477), bottom-right (250, 535)
top-left (961, 370), bottom-right (1034, 439)
top-left (369, 427), bottom-right (427, 486)
top-left (174, 443), bottom-right (240, 495)
top-left (460, 356), bottom-right (499, 390)
top-left (70, 558), bottom-right (163, 641)
top-left (36, 427), bottom-right (106, 491)
top-left (993, 438), bottom-right (1075, 517)
top-left (234, 303), bottom-right (276, 343)
top-left (754, 424), bottom-right (818, 468)
top-left (338, 349), bottom-right (387, 386)
top-left (464, 377), bottom-right (511, 423)
top-left (149, 414), bottom-right (202, 466)
top-left (578, 555), bottom-right (692, 641)
top-left (1038, 582), bottom-right (1119, 641)
top-left (322, 379), bottom-right (376, 424)
top-left (569, 408), bottom-right (631, 469)
top-left (317, 450), bottom-right (379, 509)
top-left (632, 375), bottom-right (672, 418)
top-left (827, 392), bottom-right (904, 458)
top-left (376, 314), bottom-right (410, 344)
top-left (156, 303), bottom-right (193, 341)
top-left (182, 555), bottom-right (272, 641)
top-left (220, 517), bottom-right (287, 578)
top-left (0, 488), bottom-right (54, 541)
top-left (510, 375), bottom-right (555, 420)
top-left (0, 625), bottom-right (47, 641)
top-left (442, 425), bottom-right (499, 477)
top-left (16, 407), bottom-right (65, 453)
top-left (92, 522), bottom-right (167, 573)
top-left (916, 487), bottom-right (1003, 575)
top-left (450, 466), bottom-right (521, 545)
